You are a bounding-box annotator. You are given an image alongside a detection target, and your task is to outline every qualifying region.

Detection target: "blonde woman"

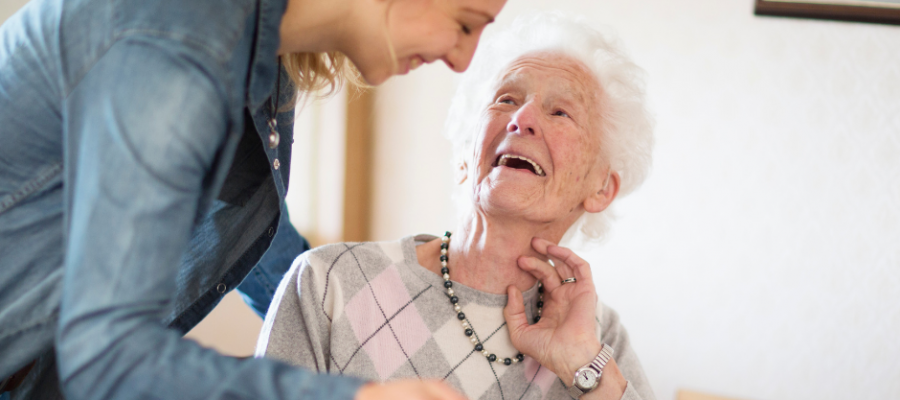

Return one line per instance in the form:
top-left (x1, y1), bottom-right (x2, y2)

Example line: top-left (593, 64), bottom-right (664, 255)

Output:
top-left (0, 0), bottom-right (505, 399)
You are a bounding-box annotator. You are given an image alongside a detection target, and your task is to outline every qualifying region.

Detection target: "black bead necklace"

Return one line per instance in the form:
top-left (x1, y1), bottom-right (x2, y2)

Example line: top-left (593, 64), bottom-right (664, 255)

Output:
top-left (440, 231), bottom-right (542, 366)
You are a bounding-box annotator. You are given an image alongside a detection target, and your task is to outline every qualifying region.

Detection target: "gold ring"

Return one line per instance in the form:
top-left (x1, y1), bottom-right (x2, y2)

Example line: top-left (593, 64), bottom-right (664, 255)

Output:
top-left (561, 277), bottom-right (577, 284)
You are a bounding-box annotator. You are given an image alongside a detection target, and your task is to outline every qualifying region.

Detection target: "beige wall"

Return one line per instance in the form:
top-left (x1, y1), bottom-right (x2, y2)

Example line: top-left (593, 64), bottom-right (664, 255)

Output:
top-left (184, 291), bottom-right (262, 356)
top-left (372, 1), bottom-right (900, 400)
top-left (0, 0), bottom-right (29, 24)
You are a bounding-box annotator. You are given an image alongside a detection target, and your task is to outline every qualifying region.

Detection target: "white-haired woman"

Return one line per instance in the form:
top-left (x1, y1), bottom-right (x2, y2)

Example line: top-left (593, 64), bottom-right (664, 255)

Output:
top-left (257, 12), bottom-right (655, 400)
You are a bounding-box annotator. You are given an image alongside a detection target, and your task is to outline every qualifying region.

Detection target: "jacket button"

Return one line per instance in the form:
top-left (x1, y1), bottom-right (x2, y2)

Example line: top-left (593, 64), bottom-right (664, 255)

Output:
top-left (267, 226), bottom-right (275, 237)
top-left (273, 159), bottom-right (280, 170)
top-left (268, 131), bottom-right (280, 149)
top-left (216, 283), bottom-right (227, 294)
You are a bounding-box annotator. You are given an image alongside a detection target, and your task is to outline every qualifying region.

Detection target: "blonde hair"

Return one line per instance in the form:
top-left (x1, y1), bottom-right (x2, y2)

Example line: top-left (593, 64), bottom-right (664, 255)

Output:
top-left (282, 52), bottom-right (366, 107)
top-left (281, 0), bottom-right (405, 105)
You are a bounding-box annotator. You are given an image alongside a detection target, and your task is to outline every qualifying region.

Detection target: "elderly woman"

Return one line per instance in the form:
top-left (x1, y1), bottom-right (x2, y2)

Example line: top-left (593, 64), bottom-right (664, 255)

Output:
top-left (257, 12), bottom-right (655, 400)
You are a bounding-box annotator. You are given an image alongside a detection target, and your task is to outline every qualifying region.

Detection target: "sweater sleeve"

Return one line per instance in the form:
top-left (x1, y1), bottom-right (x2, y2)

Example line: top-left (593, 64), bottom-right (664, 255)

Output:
top-left (598, 304), bottom-right (656, 400)
top-left (256, 253), bottom-right (334, 373)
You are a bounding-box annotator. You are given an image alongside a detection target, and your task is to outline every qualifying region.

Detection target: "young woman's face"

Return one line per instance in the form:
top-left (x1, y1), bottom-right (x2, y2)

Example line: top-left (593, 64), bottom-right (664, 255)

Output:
top-left (356, 0), bottom-right (507, 84)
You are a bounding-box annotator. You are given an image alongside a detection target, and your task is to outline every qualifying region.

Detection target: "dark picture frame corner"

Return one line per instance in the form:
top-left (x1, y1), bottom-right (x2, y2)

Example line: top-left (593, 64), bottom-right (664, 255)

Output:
top-left (754, 0), bottom-right (900, 26)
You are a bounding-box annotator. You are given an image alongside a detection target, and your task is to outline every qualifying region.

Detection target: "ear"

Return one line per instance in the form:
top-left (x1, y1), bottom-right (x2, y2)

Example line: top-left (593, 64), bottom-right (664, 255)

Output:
top-left (583, 170), bottom-right (619, 214)
top-left (455, 160), bottom-right (468, 185)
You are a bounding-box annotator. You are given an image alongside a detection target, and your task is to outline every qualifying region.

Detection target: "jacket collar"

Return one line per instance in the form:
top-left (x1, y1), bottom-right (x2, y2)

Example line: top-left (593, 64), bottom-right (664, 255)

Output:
top-left (247, 0), bottom-right (289, 111)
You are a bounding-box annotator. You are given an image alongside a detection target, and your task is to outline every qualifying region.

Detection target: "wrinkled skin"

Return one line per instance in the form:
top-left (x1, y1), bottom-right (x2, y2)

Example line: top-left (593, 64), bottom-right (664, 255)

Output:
top-left (466, 52), bottom-right (616, 232)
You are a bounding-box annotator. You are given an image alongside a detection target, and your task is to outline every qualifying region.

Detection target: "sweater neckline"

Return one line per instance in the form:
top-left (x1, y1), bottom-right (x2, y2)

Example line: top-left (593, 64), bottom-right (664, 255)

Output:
top-left (401, 234), bottom-right (541, 308)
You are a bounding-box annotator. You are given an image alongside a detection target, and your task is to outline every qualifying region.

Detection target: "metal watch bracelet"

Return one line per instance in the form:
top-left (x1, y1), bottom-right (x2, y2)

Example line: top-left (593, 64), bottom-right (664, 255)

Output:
top-left (567, 343), bottom-right (614, 398)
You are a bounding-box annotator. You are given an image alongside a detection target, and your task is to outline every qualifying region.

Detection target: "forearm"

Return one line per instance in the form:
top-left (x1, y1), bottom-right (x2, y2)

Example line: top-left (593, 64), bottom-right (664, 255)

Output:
top-left (59, 320), bottom-right (362, 399)
top-left (550, 342), bottom-right (629, 400)
top-left (57, 40), bottom-right (363, 400)
top-left (577, 359), bottom-right (629, 400)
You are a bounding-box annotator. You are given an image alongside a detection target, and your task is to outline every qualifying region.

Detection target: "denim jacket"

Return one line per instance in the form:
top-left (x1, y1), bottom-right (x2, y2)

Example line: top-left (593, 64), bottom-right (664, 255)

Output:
top-left (0, 0), bottom-right (363, 398)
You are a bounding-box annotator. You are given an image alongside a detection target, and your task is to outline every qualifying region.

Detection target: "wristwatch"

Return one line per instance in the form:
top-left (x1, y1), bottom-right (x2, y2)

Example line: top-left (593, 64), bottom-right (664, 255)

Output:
top-left (567, 343), bottom-right (614, 398)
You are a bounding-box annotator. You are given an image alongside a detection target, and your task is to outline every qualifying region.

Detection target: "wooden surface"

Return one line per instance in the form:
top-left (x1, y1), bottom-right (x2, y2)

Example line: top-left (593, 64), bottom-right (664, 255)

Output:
top-left (677, 389), bottom-right (751, 400)
top-left (342, 87), bottom-right (375, 242)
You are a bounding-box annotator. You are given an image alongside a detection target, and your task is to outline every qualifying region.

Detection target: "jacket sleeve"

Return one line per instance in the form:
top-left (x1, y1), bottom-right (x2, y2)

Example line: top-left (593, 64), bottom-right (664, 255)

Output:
top-left (56, 38), bottom-right (364, 400)
top-left (598, 304), bottom-right (657, 400)
top-left (238, 208), bottom-right (311, 318)
top-left (256, 252), bottom-right (335, 373)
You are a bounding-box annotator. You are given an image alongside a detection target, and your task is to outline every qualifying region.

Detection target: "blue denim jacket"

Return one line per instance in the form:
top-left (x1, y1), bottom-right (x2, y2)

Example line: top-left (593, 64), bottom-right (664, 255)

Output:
top-left (0, 0), bottom-right (364, 398)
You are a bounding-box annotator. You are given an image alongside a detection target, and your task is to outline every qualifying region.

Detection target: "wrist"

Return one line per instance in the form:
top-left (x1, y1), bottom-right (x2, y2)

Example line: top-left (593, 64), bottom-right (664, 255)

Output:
top-left (555, 340), bottom-right (602, 384)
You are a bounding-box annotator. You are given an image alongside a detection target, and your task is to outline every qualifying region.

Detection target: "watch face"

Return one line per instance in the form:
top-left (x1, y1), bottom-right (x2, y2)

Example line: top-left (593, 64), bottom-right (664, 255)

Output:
top-left (575, 369), bottom-right (598, 389)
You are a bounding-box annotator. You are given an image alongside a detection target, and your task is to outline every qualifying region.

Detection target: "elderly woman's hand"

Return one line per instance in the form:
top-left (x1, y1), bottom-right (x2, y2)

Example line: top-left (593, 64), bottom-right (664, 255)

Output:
top-left (503, 238), bottom-right (627, 399)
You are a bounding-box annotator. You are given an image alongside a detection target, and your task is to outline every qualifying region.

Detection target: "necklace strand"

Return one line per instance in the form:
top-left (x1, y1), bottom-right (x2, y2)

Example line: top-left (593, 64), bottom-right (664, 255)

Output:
top-left (440, 231), bottom-right (542, 366)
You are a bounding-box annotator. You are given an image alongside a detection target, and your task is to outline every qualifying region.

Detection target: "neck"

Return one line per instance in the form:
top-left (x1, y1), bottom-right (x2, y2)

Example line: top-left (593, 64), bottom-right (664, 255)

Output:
top-left (278, 0), bottom-right (356, 55)
top-left (418, 212), bottom-right (573, 295)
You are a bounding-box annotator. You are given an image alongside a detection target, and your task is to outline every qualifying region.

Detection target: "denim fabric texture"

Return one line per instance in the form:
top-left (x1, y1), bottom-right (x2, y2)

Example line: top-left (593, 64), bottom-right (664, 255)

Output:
top-left (0, 0), bottom-right (364, 398)
top-left (239, 209), bottom-right (312, 319)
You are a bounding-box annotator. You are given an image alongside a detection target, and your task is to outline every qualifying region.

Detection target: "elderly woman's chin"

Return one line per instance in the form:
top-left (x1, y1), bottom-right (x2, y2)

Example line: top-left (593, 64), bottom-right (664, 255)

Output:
top-left (475, 180), bottom-right (569, 223)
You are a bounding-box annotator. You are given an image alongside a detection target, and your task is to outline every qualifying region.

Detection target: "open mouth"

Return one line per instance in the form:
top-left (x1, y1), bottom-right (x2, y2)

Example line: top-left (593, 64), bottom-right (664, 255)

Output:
top-left (494, 154), bottom-right (545, 176)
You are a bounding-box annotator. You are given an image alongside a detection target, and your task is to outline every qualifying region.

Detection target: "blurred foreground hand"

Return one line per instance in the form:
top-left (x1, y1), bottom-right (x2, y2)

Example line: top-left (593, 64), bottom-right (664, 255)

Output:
top-left (355, 379), bottom-right (468, 400)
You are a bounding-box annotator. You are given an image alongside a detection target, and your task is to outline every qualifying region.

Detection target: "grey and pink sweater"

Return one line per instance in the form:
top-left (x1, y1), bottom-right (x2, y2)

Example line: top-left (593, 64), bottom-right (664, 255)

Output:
top-left (256, 235), bottom-right (655, 400)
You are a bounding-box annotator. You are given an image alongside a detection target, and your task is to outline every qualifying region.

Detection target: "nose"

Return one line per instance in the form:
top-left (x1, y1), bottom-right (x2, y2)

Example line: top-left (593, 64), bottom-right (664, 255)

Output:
top-left (442, 33), bottom-right (481, 73)
top-left (507, 101), bottom-right (540, 136)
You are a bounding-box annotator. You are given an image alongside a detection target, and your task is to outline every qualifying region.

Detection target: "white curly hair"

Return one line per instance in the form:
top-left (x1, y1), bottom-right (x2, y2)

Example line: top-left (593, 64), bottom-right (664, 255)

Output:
top-left (443, 11), bottom-right (655, 249)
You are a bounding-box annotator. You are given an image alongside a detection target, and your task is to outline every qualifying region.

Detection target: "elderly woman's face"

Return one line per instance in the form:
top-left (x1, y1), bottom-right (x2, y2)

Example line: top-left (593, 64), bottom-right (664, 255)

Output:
top-left (468, 52), bottom-right (611, 225)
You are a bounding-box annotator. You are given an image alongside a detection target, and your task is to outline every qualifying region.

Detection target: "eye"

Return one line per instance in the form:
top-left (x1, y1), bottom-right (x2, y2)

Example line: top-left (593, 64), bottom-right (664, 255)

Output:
top-left (460, 23), bottom-right (472, 35)
top-left (553, 110), bottom-right (570, 118)
top-left (497, 96), bottom-right (516, 105)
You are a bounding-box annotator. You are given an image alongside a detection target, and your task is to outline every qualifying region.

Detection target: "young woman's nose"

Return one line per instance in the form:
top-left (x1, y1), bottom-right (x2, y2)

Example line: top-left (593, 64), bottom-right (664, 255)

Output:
top-left (507, 101), bottom-right (540, 136)
top-left (442, 33), bottom-right (480, 72)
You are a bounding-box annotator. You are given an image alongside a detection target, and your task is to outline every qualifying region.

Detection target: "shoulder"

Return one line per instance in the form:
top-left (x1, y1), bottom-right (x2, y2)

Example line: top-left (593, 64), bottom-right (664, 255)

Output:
top-left (596, 302), bottom-right (630, 347)
top-left (111, 0), bottom-right (257, 62)
top-left (301, 240), bottom-right (406, 272)
top-left (291, 238), bottom-right (410, 294)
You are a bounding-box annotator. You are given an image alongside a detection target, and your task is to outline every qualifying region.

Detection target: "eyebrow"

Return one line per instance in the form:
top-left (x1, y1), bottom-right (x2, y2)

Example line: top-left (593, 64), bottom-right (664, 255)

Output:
top-left (462, 7), bottom-right (496, 24)
top-left (494, 76), bottom-right (589, 112)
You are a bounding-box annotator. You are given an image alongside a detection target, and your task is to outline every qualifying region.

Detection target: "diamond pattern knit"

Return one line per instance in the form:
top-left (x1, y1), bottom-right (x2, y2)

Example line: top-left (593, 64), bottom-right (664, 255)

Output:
top-left (256, 235), bottom-right (655, 400)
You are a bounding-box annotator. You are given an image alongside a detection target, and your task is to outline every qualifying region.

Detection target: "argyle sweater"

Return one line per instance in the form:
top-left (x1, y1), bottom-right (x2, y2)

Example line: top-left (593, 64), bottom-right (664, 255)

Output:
top-left (256, 235), bottom-right (655, 400)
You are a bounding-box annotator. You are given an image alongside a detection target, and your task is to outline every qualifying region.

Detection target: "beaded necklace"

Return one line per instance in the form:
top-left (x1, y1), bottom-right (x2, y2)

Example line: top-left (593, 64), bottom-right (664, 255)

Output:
top-left (439, 231), bottom-right (543, 366)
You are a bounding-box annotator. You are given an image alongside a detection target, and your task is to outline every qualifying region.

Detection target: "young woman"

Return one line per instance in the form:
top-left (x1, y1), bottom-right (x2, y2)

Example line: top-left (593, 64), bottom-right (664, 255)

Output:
top-left (0, 0), bottom-right (505, 399)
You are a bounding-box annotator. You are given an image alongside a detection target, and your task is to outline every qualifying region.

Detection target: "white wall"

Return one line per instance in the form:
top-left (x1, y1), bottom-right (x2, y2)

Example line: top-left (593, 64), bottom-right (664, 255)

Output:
top-left (372, 1), bottom-right (900, 399)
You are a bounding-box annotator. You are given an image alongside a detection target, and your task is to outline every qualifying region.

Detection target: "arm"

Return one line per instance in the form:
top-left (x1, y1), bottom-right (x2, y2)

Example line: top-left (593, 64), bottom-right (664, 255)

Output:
top-left (595, 307), bottom-right (655, 400)
top-left (239, 208), bottom-right (311, 318)
top-left (504, 238), bottom-right (654, 400)
top-left (256, 254), bottom-right (331, 371)
top-left (57, 38), bottom-right (363, 400)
